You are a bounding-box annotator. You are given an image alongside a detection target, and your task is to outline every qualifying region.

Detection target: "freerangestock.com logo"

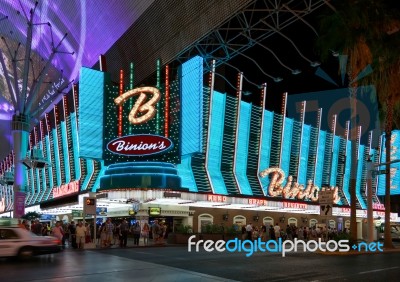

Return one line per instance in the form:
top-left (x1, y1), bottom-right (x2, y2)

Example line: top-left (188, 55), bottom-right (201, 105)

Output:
top-left (188, 236), bottom-right (383, 257)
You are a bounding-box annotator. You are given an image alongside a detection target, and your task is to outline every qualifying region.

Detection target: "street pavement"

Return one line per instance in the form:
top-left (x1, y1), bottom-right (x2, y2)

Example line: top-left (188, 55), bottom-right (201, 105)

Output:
top-left (1, 240), bottom-right (400, 282)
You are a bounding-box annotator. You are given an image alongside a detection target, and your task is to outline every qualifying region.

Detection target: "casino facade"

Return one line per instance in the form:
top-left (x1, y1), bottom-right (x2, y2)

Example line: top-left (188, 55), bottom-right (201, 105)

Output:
top-left (0, 1), bottom-right (399, 240)
top-left (1, 54), bottom-right (399, 239)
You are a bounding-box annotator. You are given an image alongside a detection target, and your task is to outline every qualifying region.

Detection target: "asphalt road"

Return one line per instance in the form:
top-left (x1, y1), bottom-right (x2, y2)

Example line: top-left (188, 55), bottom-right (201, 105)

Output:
top-left (1, 245), bottom-right (400, 282)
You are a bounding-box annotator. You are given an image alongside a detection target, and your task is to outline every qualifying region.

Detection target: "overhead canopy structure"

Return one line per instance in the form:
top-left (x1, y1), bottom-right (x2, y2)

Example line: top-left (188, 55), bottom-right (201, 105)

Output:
top-left (0, 0), bottom-right (338, 163)
top-left (0, 0), bottom-right (155, 160)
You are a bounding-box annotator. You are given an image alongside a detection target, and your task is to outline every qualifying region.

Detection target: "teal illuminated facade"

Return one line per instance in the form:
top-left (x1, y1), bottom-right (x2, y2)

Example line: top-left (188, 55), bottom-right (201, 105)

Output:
top-left (0, 56), bottom-right (389, 212)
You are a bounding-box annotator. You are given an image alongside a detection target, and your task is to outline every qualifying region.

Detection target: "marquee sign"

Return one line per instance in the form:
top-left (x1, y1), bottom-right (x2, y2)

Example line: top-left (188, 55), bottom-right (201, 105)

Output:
top-left (259, 167), bottom-right (341, 203)
top-left (107, 134), bottom-right (173, 156)
top-left (53, 180), bottom-right (80, 198)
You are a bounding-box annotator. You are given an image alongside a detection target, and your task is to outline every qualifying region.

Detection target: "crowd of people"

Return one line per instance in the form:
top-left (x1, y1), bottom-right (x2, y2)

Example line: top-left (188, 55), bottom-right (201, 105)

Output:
top-left (242, 222), bottom-right (343, 242)
top-left (17, 218), bottom-right (170, 250)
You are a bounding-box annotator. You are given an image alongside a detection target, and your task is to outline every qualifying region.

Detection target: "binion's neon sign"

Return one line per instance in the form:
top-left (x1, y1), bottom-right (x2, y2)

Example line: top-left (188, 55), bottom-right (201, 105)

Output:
top-left (259, 167), bottom-right (340, 203)
top-left (114, 86), bottom-right (161, 125)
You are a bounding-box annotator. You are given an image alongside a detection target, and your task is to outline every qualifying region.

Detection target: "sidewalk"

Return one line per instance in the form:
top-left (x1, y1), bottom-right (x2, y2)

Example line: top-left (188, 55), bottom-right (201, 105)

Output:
top-left (64, 237), bottom-right (170, 250)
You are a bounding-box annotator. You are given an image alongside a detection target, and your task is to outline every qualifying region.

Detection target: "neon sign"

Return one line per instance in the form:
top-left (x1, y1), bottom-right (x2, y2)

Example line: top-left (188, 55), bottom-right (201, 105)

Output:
top-left (248, 199), bottom-right (268, 206)
top-left (372, 203), bottom-right (385, 211)
top-left (283, 202), bottom-right (308, 210)
top-left (114, 86), bottom-right (161, 125)
top-left (207, 195), bottom-right (227, 202)
top-left (107, 134), bottom-right (173, 156)
top-left (53, 180), bottom-right (80, 198)
top-left (259, 167), bottom-right (340, 203)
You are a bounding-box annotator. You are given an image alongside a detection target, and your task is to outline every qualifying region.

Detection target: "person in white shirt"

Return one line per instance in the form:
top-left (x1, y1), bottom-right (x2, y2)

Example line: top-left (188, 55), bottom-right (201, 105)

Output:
top-left (245, 223), bottom-right (253, 240)
top-left (51, 221), bottom-right (64, 244)
top-left (75, 221), bottom-right (87, 249)
top-left (274, 223), bottom-right (281, 240)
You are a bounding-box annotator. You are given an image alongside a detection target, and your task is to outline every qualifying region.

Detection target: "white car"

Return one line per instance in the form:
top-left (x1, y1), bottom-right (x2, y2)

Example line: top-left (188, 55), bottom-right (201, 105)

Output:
top-left (0, 226), bottom-right (62, 259)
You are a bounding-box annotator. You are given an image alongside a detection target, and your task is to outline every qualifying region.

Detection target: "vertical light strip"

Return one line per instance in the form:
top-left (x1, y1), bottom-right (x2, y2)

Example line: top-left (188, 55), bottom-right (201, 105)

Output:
top-left (357, 126), bottom-right (361, 160)
top-left (366, 131), bottom-right (373, 199)
top-left (332, 114), bottom-right (337, 153)
top-left (45, 113), bottom-right (53, 193)
top-left (330, 115), bottom-right (339, 186)
top-left (118, 70), bottom-right (124, 137)
top-left (156, 59), bottom-right (161, 134)
top-left (39, 121), bottom-right (46, 202)
top-left (376, 134), bottom-right (383, 195)
top-left (72, 85), bottom-right (81, 180)
top-left (342, 120), bottom-right (351, 203)
top-left (53, 106), bottom-right (61, 187)
top-left (165, 64), bottom-right (170, 138)
top-left (81, 159), bottom-right (94, 191)
top-left (129, 62), bottom-right (134, 135)
top-left (279, 92), bottom-right (287, 167)
top-left (233, 73), bottom-right (243, 194)
top-left (62, 96), bottom-right (71, 184)
top-left (257, 83), bottom-right (267, 195)
top-left (33, 126), bottom-right (38, 146)
top-left (356, 126), bottom-right (367, 208)
top-left (297, 101), bottom-right (306, 181)
top-left (314, 108), bottom-right (322, 181)
top-left (205, 60), bottom-right (216, 193)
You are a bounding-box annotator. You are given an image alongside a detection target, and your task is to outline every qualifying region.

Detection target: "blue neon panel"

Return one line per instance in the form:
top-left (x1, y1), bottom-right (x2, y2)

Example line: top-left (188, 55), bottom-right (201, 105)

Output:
top-left (181, 56), bottom-right (203, 155)
top-left (207, 91), bottom-right (228, 195)
top-left (45, 136), bottom-right (54, 190)
top-left (315, 130), bottom-right (326, 188)
top-left (52, 129), bottom-right (61, 186)
top-left (235, 101), bottom-right (252, 195)
top-left (298, 124), bottom-right (310, 185)
top-left (91, 160), bottom-right (105, 192)
top-left (35, 169), bottom-right (40, 202)
top-left (281, 118), bottom-right (293, 182)
top-left (177, 155), bottom-right (198, 192)
top-left (356, 145), bottom-right (367, 208)
top-left (330, 136), bottom-right (340, 186)
top-left (29, 169), bottom-right (34, 197)
top-left (259, 111), bottom-right (274, 193)
top-left (61, 121), bottom-right (70, 184)
top-left (70, 112), bottom-right (81, 180)
top-left (378, 130), bottom-right (400, 195)
top-left (81, 159), bottom-right (94, 191)
top-left (78, 67), bottom-right (104, 159)
top-left (343, 140), bottom-right (352, 203)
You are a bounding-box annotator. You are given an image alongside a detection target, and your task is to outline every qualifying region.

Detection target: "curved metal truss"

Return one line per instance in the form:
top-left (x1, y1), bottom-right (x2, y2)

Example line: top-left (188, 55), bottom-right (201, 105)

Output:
top-left (175, 0), bottom-right (333, 83)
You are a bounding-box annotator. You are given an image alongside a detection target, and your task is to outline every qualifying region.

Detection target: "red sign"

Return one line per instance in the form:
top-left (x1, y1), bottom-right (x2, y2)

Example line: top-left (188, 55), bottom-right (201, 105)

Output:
top-left (283, 202), bottom-right (308, 210)
top-left (248, 199), bottom-right (268, 206)
top-left (107, 134), bottom-right (173, 156)
top-left (53, 180), bottom-right (80, 198)
top-left (373, 203), bottom-right (385, 211)
top-left (207, 195), bottom-right (227, 202)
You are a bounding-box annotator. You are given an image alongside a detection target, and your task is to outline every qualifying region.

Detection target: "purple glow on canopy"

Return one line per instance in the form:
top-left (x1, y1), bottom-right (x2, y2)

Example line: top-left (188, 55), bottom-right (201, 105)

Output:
top-left (0, 0), bottom-right (155, 161)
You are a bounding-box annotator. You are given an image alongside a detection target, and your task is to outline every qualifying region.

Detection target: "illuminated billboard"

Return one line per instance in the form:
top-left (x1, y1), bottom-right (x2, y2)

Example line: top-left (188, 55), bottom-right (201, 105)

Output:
top-left (103, 68), bottom-right (180, 165)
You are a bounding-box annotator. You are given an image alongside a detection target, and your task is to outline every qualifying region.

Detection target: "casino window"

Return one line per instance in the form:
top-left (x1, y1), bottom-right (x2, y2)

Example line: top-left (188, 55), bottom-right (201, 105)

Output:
top-left (233, 215), bottom-right (246, 226)
top-left (288, 217), bottom-right (297, 227)
top-left (198, 214), bottom-right (213, 233)
top-left (309, 219), bottom-right (318, 228)
top-left (263, 217), bottom-right (274, 228)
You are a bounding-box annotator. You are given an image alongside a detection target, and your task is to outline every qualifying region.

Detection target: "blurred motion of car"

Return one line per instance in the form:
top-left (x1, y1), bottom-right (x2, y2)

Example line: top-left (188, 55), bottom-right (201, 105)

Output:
top-left (0, 226), bottom-right (62, 259)
top-left (378, 224), bottom-right (400, 241)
